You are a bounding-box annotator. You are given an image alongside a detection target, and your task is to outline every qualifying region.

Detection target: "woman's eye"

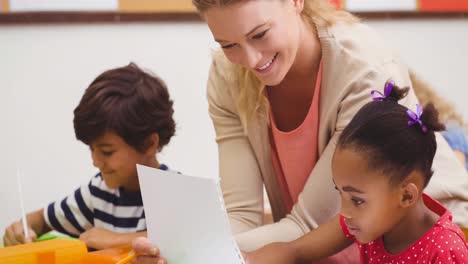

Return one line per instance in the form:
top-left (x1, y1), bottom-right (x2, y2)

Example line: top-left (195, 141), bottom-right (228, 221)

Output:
top-left (221, 43), bottom-right (236, 49)
top-left (334, 186), bottom-right (342, 194)
top-left (253, 30), bottom-right (268, 39)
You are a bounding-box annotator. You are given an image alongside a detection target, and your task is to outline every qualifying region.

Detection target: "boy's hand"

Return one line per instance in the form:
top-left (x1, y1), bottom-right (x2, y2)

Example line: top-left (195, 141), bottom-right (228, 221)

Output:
top-left (243, 242), bottom-right (297, 264)
top-left (3, 220), bottom-right (37, 246)
top-left (79, 227), bottom-right (125, 249)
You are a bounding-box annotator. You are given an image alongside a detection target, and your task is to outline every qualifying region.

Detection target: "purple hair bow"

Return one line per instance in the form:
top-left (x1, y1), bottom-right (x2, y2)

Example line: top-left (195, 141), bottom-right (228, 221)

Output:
top-left (407, 104), bottom-right (428, 133)
top-left (371, 80), bottom-right (394, 101)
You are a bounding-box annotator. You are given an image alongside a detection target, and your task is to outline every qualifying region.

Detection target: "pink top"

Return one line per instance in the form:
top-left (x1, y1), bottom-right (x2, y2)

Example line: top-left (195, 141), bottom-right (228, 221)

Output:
top-left (340, 193), bottom-right (468, 263)
top-left (269, 63), bottom-right (322, 212)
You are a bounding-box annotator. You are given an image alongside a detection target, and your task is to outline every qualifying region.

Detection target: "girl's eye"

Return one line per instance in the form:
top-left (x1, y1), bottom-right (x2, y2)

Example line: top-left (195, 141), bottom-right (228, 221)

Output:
top-left (221, 43), bottom-right (237, 49)
top-left (352, 198), bottom-right (365, 205)
top-left (253, 29), bottom-right (269, 39)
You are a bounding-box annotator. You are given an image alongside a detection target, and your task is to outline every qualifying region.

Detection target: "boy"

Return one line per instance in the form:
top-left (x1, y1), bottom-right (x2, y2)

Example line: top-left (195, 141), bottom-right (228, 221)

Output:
top-left (3, 63), bottom-right (176, 249)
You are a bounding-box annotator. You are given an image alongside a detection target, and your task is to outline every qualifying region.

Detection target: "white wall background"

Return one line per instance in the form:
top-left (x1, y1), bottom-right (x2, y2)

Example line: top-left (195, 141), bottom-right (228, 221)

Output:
top-left (1, 18), bottom-right (467, 237)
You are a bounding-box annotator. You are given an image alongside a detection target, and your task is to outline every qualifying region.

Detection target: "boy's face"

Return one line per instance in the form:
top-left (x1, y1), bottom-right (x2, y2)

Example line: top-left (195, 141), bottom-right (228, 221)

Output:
top-left (89, 131), bottom-right (154, 192)
top-left (332, 148), bottom-right (405, 244)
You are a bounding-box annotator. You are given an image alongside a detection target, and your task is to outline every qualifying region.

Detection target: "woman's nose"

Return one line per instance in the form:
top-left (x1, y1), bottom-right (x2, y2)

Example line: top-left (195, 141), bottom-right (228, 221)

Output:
top-left (241, 46), bottom-right (262, 69)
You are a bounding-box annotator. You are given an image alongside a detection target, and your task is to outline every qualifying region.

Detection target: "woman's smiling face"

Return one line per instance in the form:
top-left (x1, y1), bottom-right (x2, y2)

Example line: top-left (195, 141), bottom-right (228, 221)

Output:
top-left (204, 0), bottom-right (304, 86)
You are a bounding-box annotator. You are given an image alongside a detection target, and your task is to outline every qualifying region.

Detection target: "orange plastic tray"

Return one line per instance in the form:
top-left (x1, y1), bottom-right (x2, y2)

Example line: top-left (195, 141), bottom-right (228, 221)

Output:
top-left (80, 244), bottom-right (133, 264)
top-left (0, 239), bottom-right (87, 264)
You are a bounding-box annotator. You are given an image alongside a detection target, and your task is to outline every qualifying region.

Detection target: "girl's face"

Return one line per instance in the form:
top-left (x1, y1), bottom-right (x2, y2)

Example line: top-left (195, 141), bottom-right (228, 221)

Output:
top-left (90, 131), bottom-right (157, 192)
top-left (204, 0), bottom-right (304, 86)
top-left (332, 148), bottom-right (406, 244)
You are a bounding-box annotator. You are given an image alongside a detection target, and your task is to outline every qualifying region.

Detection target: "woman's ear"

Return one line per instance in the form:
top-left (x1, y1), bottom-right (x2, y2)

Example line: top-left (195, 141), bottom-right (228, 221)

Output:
top-left (400, 182), bottom-right (419, 208)
top-left (293, 0), bottom-right (305, 14)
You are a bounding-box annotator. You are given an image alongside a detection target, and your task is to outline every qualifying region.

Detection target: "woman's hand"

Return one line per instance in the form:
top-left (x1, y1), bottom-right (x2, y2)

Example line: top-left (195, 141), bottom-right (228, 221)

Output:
top-left (131, 237), bottom-right (167, 264)
top-left (243, 242), bottom-right (297, 264)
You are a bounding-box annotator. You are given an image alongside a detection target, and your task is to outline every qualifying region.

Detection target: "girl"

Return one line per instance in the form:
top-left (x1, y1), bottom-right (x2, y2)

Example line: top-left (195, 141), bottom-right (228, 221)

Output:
top-left (244, 81), bottom-right (468, 263)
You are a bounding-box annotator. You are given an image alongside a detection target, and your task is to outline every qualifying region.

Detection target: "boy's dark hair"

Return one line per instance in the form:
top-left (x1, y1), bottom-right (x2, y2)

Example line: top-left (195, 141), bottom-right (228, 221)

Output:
top-left (337, 81), bottom-right (445, 187)
top-left (74, 63), bottom-right (175, 152)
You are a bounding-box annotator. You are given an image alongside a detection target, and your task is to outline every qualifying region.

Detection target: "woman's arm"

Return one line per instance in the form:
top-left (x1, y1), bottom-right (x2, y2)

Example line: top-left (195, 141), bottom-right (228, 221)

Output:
top-left (207, 60), bottom-right (265, 235)
top-left (234, 132), bottom-right (343, 251)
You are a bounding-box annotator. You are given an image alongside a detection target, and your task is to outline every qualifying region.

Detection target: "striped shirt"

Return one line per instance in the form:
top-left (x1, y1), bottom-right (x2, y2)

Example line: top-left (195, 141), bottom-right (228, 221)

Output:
top-left (44, 164), bottom-right (168, 237)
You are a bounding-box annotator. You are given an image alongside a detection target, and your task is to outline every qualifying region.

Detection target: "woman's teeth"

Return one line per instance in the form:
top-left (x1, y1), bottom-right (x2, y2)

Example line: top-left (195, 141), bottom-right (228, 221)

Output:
top-left (257, 54), bottom-right (277, 71)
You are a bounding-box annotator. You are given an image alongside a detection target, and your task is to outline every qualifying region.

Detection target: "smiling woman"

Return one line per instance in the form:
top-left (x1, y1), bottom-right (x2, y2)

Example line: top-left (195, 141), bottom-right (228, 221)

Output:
top-left (131, 1), bottom-right (468, 263)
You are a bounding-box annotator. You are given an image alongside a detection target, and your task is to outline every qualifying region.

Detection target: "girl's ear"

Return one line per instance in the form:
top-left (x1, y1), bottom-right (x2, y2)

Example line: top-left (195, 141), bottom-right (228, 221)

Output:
top-left (400, 182), bottom-right (419, 208)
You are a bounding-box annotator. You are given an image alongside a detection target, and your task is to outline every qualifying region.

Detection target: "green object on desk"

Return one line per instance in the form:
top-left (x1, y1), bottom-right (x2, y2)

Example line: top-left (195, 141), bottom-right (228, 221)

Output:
top-left (35, 231), bottom-right (77, 242)
top-left (0, 231), bottom-right (76, 248)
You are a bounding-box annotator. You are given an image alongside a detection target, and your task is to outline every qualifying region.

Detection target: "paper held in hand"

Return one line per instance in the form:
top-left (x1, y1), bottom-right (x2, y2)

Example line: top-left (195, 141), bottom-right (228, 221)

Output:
top-left (137, 165), bottom-right (245, 264)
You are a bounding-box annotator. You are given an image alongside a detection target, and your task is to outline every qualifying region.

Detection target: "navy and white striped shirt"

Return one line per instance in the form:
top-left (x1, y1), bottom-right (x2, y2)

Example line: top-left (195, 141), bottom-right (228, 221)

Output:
top-left (44, 165), bottom-right (168, 237)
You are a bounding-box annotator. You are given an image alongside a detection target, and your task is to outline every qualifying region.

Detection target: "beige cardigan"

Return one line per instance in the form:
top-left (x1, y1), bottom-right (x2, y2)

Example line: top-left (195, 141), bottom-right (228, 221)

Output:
top-left (207, 22), bottom-right (468, 251)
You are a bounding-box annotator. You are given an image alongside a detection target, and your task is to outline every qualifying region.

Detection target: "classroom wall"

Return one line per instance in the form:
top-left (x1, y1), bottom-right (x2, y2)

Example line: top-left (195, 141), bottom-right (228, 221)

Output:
top-left (1, 18), bottom-right (467, 238)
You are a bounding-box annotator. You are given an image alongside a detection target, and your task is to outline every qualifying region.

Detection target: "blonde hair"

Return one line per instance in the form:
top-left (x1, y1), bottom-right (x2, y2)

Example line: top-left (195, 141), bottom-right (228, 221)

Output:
top-left (194, 0), bottom-right (358, 124)
top-left (410, 70), bottom-right (464, 126)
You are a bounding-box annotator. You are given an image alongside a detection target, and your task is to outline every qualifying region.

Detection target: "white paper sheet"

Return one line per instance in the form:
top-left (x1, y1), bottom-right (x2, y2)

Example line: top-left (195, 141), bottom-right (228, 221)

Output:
top-left (137, 165), bottom-right (245, 264)
top-left (345, 0), bottom-right (417, 12)
top-left (10, 0), bottom-right (118, 12)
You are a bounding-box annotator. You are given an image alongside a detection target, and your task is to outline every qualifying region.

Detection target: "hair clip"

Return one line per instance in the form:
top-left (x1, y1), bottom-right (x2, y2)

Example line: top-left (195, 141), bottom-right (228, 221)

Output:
top-left (371, 80), bottom-right (394, 101)
top-left (407, 104), bottom-right (428, 133)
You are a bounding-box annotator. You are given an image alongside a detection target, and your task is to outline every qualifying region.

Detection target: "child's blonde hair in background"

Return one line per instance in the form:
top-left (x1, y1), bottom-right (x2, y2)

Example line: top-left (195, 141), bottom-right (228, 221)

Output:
top-left (410, 70), bottom-right (465, 127)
